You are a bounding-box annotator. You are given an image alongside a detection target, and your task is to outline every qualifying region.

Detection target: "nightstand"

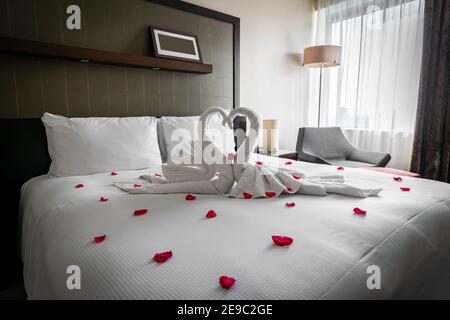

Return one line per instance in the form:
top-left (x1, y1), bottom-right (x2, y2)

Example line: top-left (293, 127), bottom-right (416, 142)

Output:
top-left (258, 148), bottom-right (298, 160)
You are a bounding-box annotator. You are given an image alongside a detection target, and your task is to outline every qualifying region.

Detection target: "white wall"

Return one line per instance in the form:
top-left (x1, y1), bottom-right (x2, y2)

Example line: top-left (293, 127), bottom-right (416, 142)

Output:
top-left (184, 0), bottom-right (315, 150)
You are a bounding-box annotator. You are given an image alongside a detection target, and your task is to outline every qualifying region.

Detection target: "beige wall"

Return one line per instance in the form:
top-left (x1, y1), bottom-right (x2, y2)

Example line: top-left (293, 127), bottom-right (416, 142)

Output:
top-left (184, 0), bottom-right (315, 150)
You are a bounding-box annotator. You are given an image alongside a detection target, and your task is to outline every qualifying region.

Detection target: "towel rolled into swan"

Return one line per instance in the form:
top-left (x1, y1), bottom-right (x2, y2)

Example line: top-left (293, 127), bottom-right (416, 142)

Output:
top-left (114, 107), bottom-right (382, 198)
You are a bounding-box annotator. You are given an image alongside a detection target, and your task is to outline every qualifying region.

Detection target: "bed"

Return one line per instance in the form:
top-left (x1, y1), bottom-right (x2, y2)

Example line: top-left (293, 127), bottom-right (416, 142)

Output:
top-left (19, 154), bottom-right (450, 299)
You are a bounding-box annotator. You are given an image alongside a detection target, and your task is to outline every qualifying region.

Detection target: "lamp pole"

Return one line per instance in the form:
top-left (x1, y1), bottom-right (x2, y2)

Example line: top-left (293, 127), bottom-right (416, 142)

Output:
top-left (318, 66), bottom-right (323, 127)
top-left (303, 45), bottom-right (341, 128)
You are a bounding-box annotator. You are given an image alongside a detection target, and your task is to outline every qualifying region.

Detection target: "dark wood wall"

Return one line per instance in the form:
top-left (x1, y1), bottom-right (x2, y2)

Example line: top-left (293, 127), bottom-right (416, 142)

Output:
top-left (0, 0), bottom-right (234, 118)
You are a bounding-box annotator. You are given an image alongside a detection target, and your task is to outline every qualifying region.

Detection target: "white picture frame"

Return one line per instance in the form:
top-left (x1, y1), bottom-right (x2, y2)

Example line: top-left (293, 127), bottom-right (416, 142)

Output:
top-left (150, 27), bottom-right (203, 63)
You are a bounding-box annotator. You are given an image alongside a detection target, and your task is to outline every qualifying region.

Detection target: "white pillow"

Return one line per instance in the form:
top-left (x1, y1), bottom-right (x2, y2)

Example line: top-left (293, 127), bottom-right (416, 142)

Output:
top-left (42, 113), bottom-right (162, 177)
top-left (160, 115), bottom-right (234, 163)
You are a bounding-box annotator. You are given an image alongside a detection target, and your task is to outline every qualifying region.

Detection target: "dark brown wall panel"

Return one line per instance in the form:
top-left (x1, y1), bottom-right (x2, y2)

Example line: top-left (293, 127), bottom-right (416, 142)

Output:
top-left (108, 66), bottom-right (128, 117)
top-left (144, 71), bottom-right (161, 115)
top-left (60, 0), bottom-right (86, 47)
top-left (36, 0), bottom-right (62, 43)
top-left (126, 69), bottom-right (146, 116)
top-left (0, 0), bottom-right (234, 118)
top-left (41, 59), bottom-right (68, 115)
top-left (9, 0), bottom-right (36, 40)
top-left (85, 0), bottom-right (108, 50)
top-left (14, 56), bottom-right (43, 118)
top-left (88, 65), bottom-right (110, 116)
top-left (65, 61), bottom-right (90, 117)
top-left (160, 71), bottom-right (175, 116)
top-left (173, 74), bottom-right (189, 116)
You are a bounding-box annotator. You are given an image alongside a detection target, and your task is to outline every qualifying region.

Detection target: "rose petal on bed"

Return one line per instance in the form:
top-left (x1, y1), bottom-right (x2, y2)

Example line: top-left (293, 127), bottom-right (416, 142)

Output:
top-left (153, 251), bottom-right (173, 263)
top-left (400, 187), bottom-right (410, 192)
top-left (353, 207), bottom-right (367, 215)
top-left (243, 192), bottom-right (253, 199)
top-left (256, 161), bottom-right (264, 165)
top-left (286, 186), bottom-right (293, 192)
top-left (94, 235), bottom-right (107, 244)
top-left (185, 194), bottom-right (197, 201)
top-left (111, 171), bottom-right (118, 176)
top-left (99, 197), bottom-right (108, 202)
top-left (272, 235), bottom-right (294, 246)
top-left (154, 173), bottom-right (162, 177)
top-left (206, 210), bottom-right (217, 219)
top-left (292, 174), bottom-right (301, 180)
top-left (337, 166), bottom-right (345, 171)
top-left (75, 183), bottom-right (84, 189)
top-left (393, 177), bottom-right (403, 182)
top-left (285, 161), bottom-right (293, 165)
top-left (133, 184), bottom-right (142, 188)
top-left (219, 276), bottom-right (236, 289)
top-left (286, 202), bottom-right (296, 208)
top-left (133, 209), bottom-right (148, 216)
top-left (265, 191), bottom-right (276, 198)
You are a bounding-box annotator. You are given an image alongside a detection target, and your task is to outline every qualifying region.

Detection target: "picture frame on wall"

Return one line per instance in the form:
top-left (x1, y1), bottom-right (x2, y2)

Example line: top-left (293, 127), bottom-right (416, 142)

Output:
top-left (150, 26), bottom-right (203, 63)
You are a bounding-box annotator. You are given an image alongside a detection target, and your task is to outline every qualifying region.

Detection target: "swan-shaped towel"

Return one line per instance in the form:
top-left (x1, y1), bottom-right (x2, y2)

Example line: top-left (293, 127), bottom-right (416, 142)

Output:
top-left (114, 107), bottom-right (382, 198)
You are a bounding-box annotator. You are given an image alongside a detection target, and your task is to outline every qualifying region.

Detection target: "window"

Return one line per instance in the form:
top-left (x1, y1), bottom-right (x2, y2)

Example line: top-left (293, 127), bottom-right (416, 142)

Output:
top-left (310, 0), bottom-right (424, 169)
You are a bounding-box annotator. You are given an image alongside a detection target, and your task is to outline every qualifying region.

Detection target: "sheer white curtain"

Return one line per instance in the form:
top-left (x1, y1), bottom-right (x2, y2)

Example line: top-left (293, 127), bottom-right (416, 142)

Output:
top-left (309, 0), bottom-right (424, 169)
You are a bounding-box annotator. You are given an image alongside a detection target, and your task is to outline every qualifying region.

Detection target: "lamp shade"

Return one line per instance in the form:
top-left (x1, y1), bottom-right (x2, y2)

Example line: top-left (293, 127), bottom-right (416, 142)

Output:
top-left (303, 45), bottom-right (341, 68)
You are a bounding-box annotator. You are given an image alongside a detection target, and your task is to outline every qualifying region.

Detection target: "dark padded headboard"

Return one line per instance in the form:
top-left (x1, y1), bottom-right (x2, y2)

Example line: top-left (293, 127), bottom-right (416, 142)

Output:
top-left (1, 120), bottom-right (50, 190)
top-left (0, 119), bottom-right (50, 289)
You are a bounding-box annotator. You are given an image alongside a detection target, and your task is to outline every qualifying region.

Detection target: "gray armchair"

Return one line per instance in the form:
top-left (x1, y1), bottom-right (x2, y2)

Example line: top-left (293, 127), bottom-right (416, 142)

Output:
top-left (296, 127), bottom-right (391, 168)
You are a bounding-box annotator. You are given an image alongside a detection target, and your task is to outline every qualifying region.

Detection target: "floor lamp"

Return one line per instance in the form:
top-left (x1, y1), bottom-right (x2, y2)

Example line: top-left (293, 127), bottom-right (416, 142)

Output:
top-left (303, 45), bottom-right (342, 127)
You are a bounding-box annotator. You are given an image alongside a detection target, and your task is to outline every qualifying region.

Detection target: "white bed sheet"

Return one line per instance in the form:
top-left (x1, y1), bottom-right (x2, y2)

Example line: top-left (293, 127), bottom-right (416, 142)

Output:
top-left (20, 155), bottom-right (450, 299)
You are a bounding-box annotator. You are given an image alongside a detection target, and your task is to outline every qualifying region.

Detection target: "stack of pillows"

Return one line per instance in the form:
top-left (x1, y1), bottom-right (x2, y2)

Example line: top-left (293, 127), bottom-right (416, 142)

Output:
top-left (42, 112), bottom-right (235, 177)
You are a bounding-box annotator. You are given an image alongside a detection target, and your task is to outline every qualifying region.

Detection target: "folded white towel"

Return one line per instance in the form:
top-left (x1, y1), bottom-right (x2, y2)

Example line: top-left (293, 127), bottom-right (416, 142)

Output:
top-left (114, 163), bottom-right (382, 198)
top-left (228, 165), bottom-right (382, 198)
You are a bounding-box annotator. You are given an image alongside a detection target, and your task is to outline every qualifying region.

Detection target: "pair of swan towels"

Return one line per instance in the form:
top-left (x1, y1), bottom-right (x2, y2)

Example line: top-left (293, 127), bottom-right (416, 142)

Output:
top-left (115, 107), bottom-right (382, 199)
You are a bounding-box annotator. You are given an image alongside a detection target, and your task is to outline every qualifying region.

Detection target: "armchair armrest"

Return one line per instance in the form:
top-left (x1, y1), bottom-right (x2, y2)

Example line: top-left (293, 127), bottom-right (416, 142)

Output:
top-left (297, 150), bottom-right (331, 165)
top-left (348, 149), bottom-right (391, 167)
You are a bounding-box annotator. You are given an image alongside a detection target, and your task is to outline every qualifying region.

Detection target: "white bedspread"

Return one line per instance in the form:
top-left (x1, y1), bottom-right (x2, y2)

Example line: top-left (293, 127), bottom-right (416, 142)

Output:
top-left (19, 155), bottom-right (450, 299)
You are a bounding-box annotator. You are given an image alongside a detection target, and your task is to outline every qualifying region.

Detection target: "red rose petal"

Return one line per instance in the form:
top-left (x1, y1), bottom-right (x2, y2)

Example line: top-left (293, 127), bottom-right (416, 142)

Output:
top-left (75, 183), bottom-right (84, 189)
top-left (243, 192), bottom-right (253, 199)
top-left (285, 161), bottom-right (293, 165)
top-left (154, 173), bottom-right (162, 177)
top-left (256, 161), bottom-right (264, 165)
top-left (111, 171), bottom-right (118, 176)
top-left (292, 174), bottom-right (301, 180)
top-left (400, 187), bottom-right (410, 192)
top-left (133, 184), bottom-right (142, 188)
top-left (265, 191), bottom-right (276, 198)
top-left (206, 210), bottom-right (217, 219)
top-left (337, 166), bottom-right (345, 171)
top-left (133, 209), bottom-right (148, 216)
top-left (286, 186), bottom-right (293, 192)
top-left (99, 196), bottom-right (108, 202)
top-left (219, 276), bottom-right (236, 289)
top-left (286, 202), bottom-right (296, 208)
top-left (272, 235), bottom-right (294, 246)
top-left (153, 251), bottom-right (173, 263)
top-left (353, 207), bottom-right (367, 215)
top-left (185, 194), bottom-right (197, 201)
top-left (94, 235), bottom-right (106, 244)
top-left (393, 177), bottom-right (403, 182)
